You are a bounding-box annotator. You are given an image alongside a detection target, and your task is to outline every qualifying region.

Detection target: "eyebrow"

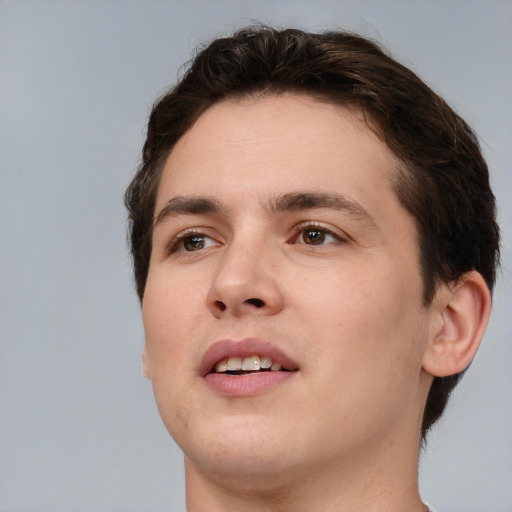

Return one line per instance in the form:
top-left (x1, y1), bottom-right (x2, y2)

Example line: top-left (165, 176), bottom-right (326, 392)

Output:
top-left (154, 196), bottom-right (222, 226)
top-left (267, 192), bottom-right (377, 228)
top-left (154, 191), bottom-right (377, 229)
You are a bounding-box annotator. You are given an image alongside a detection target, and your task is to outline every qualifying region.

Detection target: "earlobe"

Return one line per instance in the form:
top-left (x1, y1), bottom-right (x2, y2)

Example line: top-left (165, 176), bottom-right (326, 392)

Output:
top-left (422, 271), bottom-right (492, 378)
top-left (142, 345), bottom-right (151, 380)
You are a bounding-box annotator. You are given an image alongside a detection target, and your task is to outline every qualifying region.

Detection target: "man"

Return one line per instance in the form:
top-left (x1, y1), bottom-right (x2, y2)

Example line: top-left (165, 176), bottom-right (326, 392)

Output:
top-left (125, 27), bottom-right (499, 511)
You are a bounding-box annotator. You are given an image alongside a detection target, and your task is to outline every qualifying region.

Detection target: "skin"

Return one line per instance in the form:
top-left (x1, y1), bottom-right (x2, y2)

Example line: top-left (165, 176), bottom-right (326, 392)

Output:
top-left (141, 94), bottom-right (487, 511)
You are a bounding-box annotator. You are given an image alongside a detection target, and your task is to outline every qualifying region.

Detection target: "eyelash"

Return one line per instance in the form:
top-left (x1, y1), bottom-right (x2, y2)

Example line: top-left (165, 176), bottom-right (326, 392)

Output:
top-left (167, 228), bottom-right (217, 254)
top-left (292, 222), bottom-right (347, 246)
top-left (167, 222), bottom-right (347, 255)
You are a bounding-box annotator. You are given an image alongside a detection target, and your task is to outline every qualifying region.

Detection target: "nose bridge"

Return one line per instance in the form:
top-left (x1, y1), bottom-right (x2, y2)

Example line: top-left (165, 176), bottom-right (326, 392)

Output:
top-left (207, 228), bottom-right (283, 317)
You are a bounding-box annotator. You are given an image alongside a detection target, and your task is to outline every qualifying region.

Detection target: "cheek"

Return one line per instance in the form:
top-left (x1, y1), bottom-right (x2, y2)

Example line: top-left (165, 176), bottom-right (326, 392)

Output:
top-left (292, 263), bottom-right (377, 325)
top-left (295, 261), bottom-right (424, 362)
top-left (142, 272), bottom-right (204, 436)
top-left (142, 270), bottom-right (203, 371)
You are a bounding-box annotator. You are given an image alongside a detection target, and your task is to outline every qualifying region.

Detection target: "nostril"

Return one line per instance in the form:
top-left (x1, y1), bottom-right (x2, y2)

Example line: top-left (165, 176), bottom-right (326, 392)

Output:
top-left (215, 300), bottom-right (227, 312)
top-left (246, 298), bottom-right (265, 308)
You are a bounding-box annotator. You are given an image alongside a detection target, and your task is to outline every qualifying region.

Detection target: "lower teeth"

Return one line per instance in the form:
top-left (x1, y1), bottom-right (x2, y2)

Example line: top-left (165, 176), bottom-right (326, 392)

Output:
top-left (226, 369), bottom-right (272, 375)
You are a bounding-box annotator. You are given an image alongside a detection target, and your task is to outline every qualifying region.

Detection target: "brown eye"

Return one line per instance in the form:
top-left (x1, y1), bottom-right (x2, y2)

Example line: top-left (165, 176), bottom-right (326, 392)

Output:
top-left (293, 224), bottom-right (342, 246)
top-left (183, 235), bottom-right (206, 251)
top-left (170, 231), bottom-right (219, 254)
top-left (302, 229), bottom-right (326, 245)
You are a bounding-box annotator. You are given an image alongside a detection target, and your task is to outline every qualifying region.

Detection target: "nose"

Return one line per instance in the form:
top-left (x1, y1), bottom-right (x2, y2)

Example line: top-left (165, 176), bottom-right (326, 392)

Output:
top-left (206, 239), bottom-right (285, 319)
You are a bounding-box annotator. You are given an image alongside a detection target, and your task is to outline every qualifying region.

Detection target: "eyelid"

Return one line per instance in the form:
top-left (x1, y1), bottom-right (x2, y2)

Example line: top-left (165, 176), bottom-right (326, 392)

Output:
top-left (291, 221), bottom-right (349, 244)
top-left (167, 227), bottom-right (219, 254)
top-left (164, 221), bottom-right (348, 254)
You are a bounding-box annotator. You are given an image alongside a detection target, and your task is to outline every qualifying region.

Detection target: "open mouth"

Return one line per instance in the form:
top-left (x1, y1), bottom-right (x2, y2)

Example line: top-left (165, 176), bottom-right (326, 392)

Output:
top-left (202, 342), bottom-right (298, 395)
top-left (212, 355), bottom-right (290, 375)
top-left (200, 339), bottom-right (299, 383)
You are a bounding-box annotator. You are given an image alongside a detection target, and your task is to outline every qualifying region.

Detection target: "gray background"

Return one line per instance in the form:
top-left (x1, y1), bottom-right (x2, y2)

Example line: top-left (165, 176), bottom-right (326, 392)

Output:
top-left (1, 1), bottom-right (511, 511)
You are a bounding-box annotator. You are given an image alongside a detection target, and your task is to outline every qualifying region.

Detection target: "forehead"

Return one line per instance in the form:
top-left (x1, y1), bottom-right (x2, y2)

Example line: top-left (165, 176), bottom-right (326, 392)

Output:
top-left (156, 94), bottom-right (405, 225)
top-left (168, 93), bottom-right (383, 164)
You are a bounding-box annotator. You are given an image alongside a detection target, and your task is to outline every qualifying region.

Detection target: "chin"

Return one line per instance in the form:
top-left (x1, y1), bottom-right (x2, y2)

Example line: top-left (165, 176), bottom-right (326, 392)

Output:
top-left (186, 451), bottom-right (302, 493)
top-left (178, 416), bottom-right (306, 488)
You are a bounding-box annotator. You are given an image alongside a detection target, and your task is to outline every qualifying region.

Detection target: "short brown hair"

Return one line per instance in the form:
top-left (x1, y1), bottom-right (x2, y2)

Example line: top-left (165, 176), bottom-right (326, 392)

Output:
top-left (125, 27), bottom-right (500, 438)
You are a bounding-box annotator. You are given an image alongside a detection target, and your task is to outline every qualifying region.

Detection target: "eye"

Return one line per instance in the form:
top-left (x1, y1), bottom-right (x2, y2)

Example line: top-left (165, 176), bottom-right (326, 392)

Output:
top-left (170, 230), bottom-right (219, 253)
top-left (293, 223), bottom-right (344, 246)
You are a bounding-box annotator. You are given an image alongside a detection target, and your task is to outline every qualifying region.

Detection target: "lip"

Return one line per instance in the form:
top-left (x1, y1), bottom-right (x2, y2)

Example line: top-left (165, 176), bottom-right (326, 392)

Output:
top-left (199, 338), bottom-right (299, 396)
top-left (199, 338), bottom-right (299, 377)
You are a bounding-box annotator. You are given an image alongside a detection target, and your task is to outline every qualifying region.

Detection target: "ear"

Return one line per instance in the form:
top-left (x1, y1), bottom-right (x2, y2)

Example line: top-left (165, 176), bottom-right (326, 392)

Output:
top-left (422, 271), bottom-right (492, 377)
top-left (142, 345), bottom-right (151, 380)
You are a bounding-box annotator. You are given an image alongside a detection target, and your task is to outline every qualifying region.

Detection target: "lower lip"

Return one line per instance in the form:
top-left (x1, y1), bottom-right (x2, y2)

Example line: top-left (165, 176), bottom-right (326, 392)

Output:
top-left (204, 371), bottom-right (296, 396)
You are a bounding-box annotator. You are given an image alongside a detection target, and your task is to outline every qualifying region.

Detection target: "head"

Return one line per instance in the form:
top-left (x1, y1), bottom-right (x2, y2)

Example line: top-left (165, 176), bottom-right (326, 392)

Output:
top-left (125, 27), bottom-right (499, 440)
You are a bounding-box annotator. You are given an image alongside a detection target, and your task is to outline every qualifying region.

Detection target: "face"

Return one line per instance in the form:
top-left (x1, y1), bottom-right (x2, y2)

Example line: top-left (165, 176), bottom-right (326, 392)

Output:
top-left (142, 94), bottom-right (435, 488)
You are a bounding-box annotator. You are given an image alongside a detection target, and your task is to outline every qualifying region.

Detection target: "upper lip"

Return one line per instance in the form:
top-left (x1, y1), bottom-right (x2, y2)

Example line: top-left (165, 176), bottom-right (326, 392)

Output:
top-left (199, 338), bottom-right (299, 377)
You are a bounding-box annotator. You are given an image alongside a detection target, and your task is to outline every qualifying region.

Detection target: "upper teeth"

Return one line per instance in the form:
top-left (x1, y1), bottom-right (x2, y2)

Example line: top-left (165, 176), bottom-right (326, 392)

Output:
top-left (215, 355), bottom-right (282, 373)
